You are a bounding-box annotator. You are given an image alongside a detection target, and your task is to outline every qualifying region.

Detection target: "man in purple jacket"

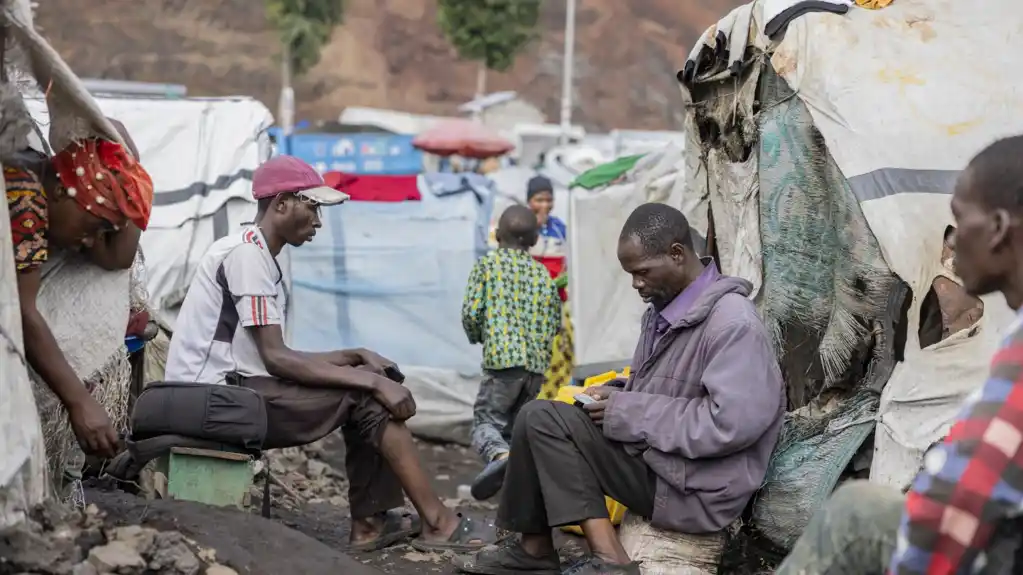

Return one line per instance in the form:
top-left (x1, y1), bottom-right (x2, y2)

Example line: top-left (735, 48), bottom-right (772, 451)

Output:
top-left (454, 203), bottom-right (785, 575)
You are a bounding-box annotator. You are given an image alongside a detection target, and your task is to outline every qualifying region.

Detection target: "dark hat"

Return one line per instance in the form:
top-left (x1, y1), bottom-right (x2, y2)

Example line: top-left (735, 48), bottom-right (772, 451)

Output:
top-left (526, 175), bottom-right (554, 200)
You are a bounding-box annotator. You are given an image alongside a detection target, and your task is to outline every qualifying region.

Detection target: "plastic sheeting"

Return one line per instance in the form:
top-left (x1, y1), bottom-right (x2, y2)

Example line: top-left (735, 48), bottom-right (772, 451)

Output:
top-left (568, 145), bottom-right (687, 377)
top-left (767, 0), bottom-right (1023, 487)
top-left (0, 162), bottom-right (47, 528)
top-left (24, 96), bottom-right (275, 328)
top-left (287, 174), bottom-right (495, 441)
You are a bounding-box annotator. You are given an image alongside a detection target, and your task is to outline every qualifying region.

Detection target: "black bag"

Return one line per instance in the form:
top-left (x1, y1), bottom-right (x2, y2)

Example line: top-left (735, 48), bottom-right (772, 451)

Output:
top-left (105, 382), bottom-right (267, 481)
top-left (131, 381), bottom-right (267, 449)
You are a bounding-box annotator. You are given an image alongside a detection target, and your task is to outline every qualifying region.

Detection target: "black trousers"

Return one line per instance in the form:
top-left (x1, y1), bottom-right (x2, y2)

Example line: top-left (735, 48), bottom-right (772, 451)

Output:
top-left (497, 400), bottom-right (656, 533)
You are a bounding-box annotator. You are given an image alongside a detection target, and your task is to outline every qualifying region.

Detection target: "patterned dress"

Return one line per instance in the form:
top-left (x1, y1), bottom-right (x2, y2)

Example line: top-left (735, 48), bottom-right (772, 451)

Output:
top-left (5, 165), bottom-right (48, 272)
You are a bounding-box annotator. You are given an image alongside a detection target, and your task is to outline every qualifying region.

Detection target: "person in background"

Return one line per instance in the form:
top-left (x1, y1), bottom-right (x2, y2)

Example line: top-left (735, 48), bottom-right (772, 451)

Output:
top-left (526, 175), bottom-right (567, 269)
top-left (454, 203), bottom-right (784, 575)
top-left (461, 205), bottom-right (562, 501)
top-left (776, 135), bottom-right (1023, 575)
top-left (525, 175), bottom-right (574, 401)
top-left (165, 155), bottom-right (498, 554)
top-left (6, 122), bottom-right (154, 460)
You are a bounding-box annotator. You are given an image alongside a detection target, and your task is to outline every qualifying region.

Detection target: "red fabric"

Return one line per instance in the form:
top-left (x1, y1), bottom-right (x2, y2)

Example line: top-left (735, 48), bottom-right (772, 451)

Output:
top-left (125, 309), bottom-right (150, 337)
top-left (51, 139), bottom-right (154, 230)
top-left (412, 119), bottom-right (514, 159)
top-left (534, 255), bottom-right (567, 301)
top-left (322, 172), bottom-right (421, 202)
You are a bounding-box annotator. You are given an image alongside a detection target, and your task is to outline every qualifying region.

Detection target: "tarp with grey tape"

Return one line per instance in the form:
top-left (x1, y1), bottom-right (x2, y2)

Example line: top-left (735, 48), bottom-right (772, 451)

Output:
top-left (24, 96), bottom-right (276, 330)
top-left (680, 0), bottom-right (1022, 550)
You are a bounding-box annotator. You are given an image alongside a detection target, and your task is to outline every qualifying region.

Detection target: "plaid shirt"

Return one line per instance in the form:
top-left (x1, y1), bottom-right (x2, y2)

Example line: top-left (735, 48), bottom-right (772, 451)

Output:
top-left (888, 312), bottom-right (1023, 575)
top-left (461, 248), bottom-right (561, 375)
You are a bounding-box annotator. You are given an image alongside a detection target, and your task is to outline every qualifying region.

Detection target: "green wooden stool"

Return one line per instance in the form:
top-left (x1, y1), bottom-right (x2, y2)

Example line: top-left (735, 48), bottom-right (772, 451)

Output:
top-left (156, 447), bottom-right (254, 508)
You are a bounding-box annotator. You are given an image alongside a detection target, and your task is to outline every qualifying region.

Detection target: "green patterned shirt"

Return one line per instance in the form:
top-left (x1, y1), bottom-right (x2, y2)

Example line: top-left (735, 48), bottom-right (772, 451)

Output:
top-left (461, 248), bottom-right (562, 374)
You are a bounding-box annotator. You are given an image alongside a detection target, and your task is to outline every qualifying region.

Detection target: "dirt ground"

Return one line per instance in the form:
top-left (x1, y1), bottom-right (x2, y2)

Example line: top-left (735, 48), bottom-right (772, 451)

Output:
top-left (78, 435), bottom-right (584, 575)
top-left (69, 432), bottom-right (781, 575)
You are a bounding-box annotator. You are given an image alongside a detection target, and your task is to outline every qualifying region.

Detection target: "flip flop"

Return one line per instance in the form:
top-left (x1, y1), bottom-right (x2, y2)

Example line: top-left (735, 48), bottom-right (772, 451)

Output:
top-left (348, 509), bottom-right (422, 552)
top-left (410, 514), bottom-right (504, 554)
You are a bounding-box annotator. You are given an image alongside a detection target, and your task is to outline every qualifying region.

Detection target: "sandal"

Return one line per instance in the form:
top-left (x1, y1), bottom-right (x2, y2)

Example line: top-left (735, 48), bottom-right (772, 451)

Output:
top-left (348, 509), bottom-right (422, 552)
top-left (410, 514), bottom-right (501, 554)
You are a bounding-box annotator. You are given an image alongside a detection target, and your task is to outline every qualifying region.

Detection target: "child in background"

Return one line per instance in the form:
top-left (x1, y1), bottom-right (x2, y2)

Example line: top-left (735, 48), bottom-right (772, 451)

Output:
top-left (461, 205), bottom-right (562, 500)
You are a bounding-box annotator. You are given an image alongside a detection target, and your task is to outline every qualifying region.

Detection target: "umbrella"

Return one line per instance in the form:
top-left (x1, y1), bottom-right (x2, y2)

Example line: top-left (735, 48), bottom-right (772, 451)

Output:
top-left (412, 119), bottom-right (515, 159)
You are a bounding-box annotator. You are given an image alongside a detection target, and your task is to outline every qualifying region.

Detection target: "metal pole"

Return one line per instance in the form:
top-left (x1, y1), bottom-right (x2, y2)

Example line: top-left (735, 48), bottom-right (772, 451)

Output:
top-left (559, 0), bottom-right (576, 145)
top-left (279, 40), bottom-right (295, 156)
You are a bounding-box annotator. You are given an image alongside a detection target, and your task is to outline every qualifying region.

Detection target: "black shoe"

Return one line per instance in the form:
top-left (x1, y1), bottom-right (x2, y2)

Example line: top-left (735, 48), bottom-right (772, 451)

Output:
top-left (452, 539), bottom-right (561, 574)
top-left (562, 557), bottom-right (642, 575)
top-left (471, 457), bottom-right (509, 500)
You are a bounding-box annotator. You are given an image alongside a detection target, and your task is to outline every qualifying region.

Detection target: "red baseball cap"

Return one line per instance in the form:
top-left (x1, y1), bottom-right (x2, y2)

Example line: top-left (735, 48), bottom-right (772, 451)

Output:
top-left (252, 155), bottom-right (349, 205)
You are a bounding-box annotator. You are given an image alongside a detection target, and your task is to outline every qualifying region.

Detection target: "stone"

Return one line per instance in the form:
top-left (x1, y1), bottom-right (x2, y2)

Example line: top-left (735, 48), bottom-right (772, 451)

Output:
top-left (88, 541), bottom-right (146, 573)
top-left (150, 532), bottom-right (201, 575)
top-left (196, 547), bottom-right (218, 563)
top-left (109, 525), bottom-right (156, 555)
top-left (205, 564), bottom-right (239, 575)
top-left (305, 459), bottom-right (328, 479)
top-left (72, 561), bottom-right (100, 575)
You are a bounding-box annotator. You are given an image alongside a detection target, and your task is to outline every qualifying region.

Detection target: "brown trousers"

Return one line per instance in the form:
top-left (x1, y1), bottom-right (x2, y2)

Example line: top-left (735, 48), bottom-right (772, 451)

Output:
top-left (236, 375), bottom-right (405, 519)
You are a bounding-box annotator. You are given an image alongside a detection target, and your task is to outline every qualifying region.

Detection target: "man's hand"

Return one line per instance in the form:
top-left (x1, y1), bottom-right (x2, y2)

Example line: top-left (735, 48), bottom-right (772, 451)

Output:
top-left (582, 386), bottom-right (617, 424)
top-left (582, 386), bottom-right (617, 401)
top-left (372, 377), bottom-right (417, 421)
top-left (66, 395), bottom-right (119, 458)
top-left (352, 348), bottom-right (397, 375)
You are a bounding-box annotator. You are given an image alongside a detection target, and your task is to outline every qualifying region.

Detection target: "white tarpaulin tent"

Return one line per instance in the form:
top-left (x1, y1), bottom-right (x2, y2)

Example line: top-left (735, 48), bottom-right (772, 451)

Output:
top-left (568, 145), bottom-right (693, 378)
top-left (673, 0), bottom-right (1023, 549)
top-left (762, 0), bottom-right (1020, 488)
top-left (24, 96), bottom-right (275, 328)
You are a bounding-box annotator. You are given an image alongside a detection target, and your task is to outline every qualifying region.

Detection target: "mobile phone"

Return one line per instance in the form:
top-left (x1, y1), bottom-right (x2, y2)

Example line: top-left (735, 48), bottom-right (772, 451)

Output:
top-left (573, 393), bottom-right (596, 407)
top-left (384, 365), bottom-right (406, 384)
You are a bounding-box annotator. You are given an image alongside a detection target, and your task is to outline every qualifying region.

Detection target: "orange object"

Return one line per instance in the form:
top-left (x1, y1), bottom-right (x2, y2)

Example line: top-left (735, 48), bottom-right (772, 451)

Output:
top-left (412, 119), bottom-right (514, 159)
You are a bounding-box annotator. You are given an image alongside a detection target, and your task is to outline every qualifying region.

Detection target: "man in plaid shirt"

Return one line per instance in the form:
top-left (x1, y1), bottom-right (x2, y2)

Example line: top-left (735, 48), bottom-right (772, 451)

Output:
top-left (776, 136), bottom-right (1023, 574)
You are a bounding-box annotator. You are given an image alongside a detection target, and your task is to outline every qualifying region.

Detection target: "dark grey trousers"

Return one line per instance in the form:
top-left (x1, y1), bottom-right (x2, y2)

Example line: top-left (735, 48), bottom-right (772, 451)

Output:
top-left (777, 480), bottom-right (1020, 575)
top-left (497, 400), bottom-right (656, 533)
top-left (471, 367), bottom-right (545, 463)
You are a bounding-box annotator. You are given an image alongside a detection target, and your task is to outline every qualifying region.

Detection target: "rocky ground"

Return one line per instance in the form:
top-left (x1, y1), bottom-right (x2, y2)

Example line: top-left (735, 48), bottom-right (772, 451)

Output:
top-left (250, 434), bottom-right (588, 574)
top-left (4, 434), bottom-right (770, 574)
top-left (0, 501), bottom-right (243, 575)
top-left (0, 436), bottom-right (550, 575)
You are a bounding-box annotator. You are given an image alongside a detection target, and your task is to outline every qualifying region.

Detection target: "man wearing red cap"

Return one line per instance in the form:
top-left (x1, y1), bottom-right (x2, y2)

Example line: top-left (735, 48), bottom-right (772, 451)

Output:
top-left (166, 155), bottom-right (496, 554)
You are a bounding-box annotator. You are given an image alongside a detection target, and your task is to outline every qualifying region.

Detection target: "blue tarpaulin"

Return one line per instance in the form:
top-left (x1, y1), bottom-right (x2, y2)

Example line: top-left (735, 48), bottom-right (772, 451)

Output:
top-left (288, 174), bottom-right (496, 373)
top-left (272, 131), bottom-right (424, 175)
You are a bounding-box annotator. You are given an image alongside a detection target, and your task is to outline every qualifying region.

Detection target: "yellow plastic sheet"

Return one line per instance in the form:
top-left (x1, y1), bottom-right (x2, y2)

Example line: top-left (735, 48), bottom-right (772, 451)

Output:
top-left (855, 0), bottom-right (894, 9)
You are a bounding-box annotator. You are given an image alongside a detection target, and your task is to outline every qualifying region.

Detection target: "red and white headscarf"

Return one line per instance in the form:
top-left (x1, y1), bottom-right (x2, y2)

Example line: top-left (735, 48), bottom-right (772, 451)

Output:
top-left (51, 138), bottom-right (154, 231)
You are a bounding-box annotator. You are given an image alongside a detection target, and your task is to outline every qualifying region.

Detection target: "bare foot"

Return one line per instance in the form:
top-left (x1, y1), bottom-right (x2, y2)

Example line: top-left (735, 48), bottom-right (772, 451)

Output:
top-left (348, 510), bottom-right (416, 546)
top-left (418, 509), bottom-right (485, 545)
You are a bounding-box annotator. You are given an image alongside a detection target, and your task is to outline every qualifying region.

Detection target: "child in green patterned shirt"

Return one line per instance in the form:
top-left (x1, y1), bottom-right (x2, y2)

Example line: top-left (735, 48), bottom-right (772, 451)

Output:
top-left (461, 205), bottom-right (562, 500)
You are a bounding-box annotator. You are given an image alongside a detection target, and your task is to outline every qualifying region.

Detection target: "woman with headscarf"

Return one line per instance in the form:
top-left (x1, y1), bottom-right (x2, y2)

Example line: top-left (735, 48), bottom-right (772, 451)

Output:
top-left (523, 175), bottom-right (574, 399)
top-left (5, 124), bottom-right (154, 460)
top-left (525, 175), bottom-right (568, 277)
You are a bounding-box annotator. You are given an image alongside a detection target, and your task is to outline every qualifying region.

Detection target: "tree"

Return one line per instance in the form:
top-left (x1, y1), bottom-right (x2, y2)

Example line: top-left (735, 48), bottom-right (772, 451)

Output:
top-left (266, 0), bottom-right (345, 76)
top-left (437, 0), bottom-right (542, 99)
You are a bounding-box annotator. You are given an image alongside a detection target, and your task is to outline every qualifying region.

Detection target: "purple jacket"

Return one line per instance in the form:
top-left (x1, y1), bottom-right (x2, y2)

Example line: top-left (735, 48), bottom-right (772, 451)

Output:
top-left (603, 275), bottom-right (784, 533)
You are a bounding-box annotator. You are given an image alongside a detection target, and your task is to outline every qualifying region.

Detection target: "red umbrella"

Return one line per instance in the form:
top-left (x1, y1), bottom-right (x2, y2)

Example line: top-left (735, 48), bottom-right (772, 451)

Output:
top-left (412, 119), bottom-right (515, 159)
